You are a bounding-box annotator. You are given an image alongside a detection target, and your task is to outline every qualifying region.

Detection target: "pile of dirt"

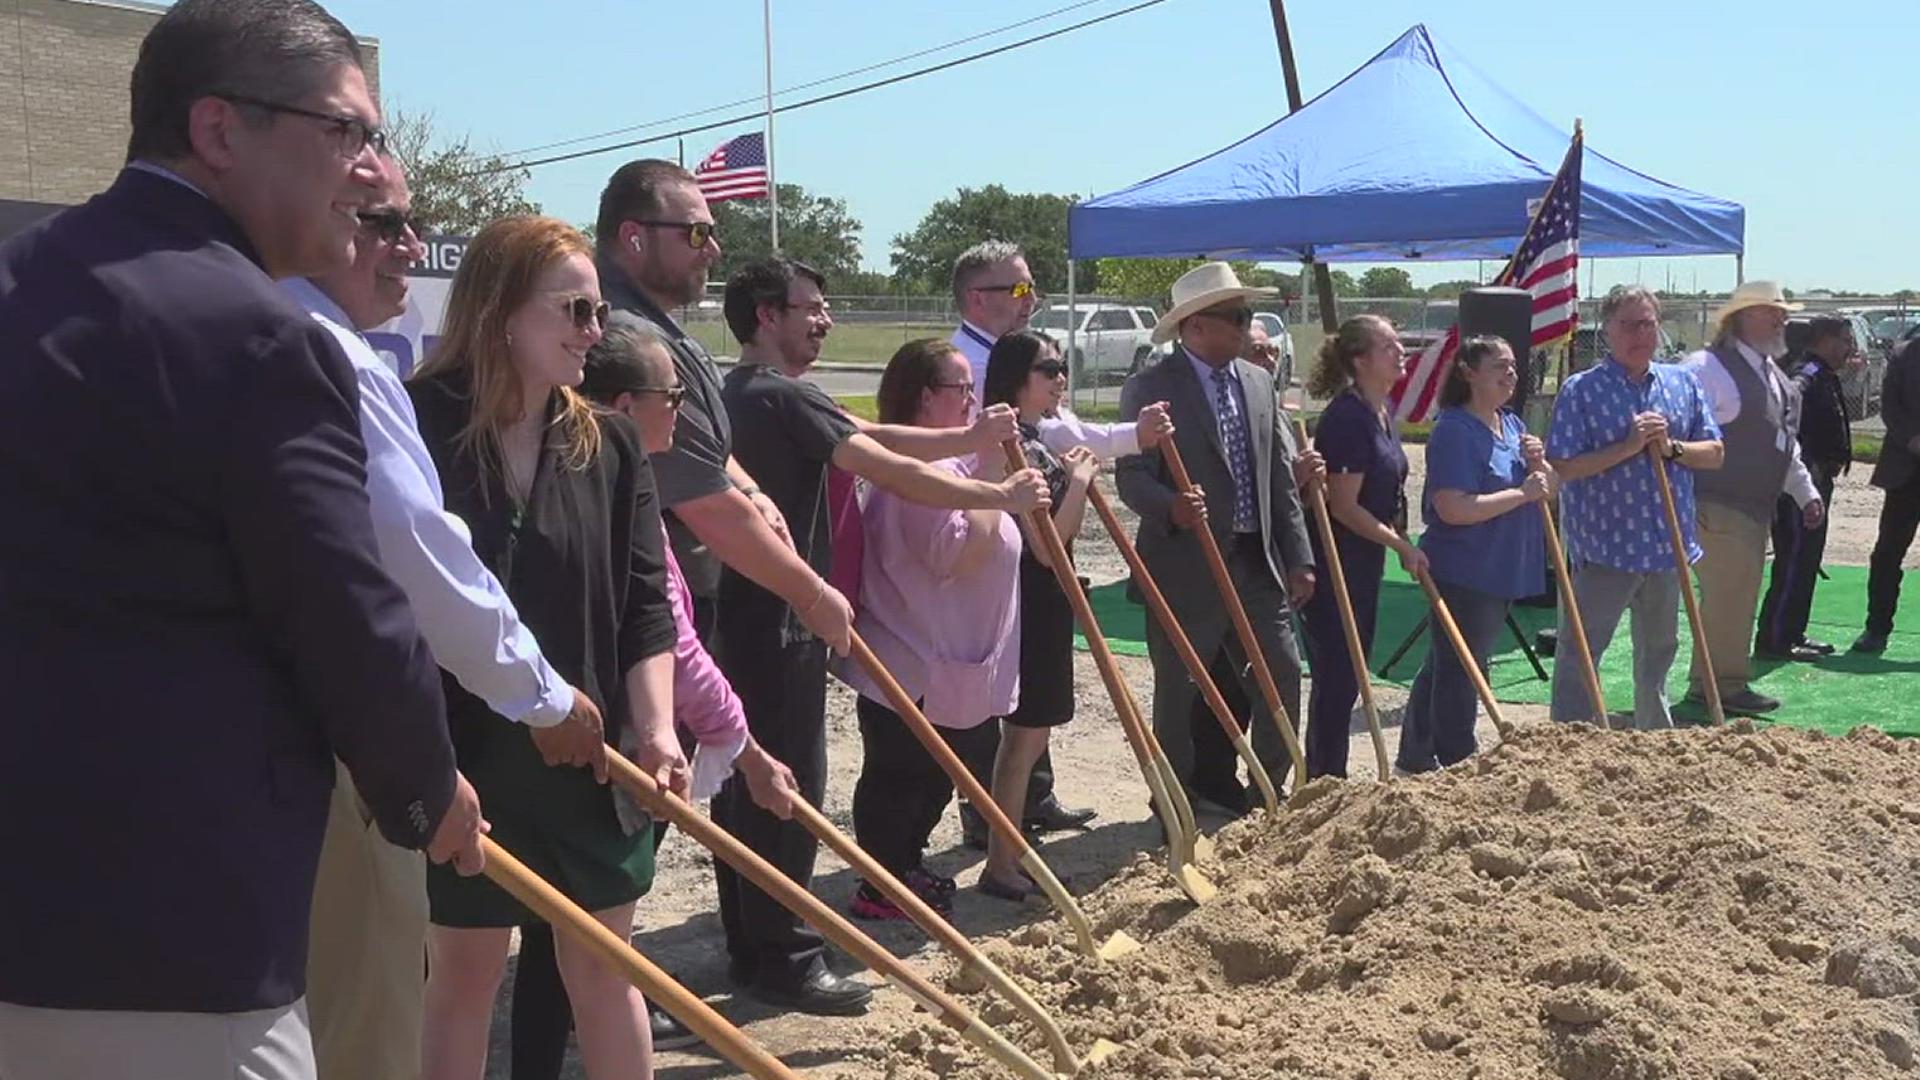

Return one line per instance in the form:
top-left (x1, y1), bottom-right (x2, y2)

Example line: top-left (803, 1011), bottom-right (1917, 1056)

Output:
top-left (848, 721), bottom-right (1920, 1079)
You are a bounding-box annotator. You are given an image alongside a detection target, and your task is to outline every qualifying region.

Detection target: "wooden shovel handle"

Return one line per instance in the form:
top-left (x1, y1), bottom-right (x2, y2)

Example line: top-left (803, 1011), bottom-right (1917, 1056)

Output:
top-left (604, 755), bottom-right (980, 1039)
top-left (1085, 482), bottom-right (1281, 813)
top-left (1412, 568), bottom-right (1516, 741)
top-left (479, 836), bottom-right (799, 1080)
top-left (1286, 418), bottom-right (1392, 780)
top-left (1155, 438), bottom-right (1310, 790)
top-left (1649, 447), bottom-right (1724, 725)
top-left (1538, 500), bottom-right (1609, 726)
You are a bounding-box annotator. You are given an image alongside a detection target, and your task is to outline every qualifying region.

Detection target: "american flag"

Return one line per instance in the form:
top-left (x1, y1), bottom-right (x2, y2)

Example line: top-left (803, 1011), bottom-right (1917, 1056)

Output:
top-left (693, 132), bottom-right (770, 203)
top-left (1391, 131), bottom-right (1583, 423)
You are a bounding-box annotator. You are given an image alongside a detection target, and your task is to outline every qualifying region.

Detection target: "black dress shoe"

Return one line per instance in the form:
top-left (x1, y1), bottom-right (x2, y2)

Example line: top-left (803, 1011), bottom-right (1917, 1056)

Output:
top-left (1853, 631), bottom-right (1889, 654)
top-left (1755, 643), bottom-right (1821, 663)
top-left (649, 998), bottom-right (702, 1051)
top-left (958, 802), bottom-right (989, 851)
top-left (726, 955), bottom-right (757, 988)
top-left (1720, 688), bottom-right (1781, 715)
top-left (1799, 637), bottom-right (1835, 655)
top-left (1022, 797), bottom-right (1097, 834)
top-left (749, 965), bottom-right (873, 1016)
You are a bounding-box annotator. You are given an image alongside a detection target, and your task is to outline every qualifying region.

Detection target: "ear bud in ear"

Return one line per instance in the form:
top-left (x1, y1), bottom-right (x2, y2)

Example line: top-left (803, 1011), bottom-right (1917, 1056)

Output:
top-left (630, 235), bottom-right (642, 253)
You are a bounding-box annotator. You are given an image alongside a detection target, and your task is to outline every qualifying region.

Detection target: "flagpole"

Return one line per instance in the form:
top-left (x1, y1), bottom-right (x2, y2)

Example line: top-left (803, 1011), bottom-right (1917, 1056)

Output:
top-left (763, 0), bottom-right (779, 252)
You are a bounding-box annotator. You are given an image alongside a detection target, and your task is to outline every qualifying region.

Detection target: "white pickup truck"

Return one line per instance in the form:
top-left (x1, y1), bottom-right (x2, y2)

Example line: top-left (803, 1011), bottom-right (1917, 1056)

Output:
top-left (1029, 302), bottom-right (1159, 386)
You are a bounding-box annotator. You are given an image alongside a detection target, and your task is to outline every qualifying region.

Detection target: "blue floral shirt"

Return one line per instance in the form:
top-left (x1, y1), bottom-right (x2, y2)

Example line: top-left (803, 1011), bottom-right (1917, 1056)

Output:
top-left (1546, 357), bottom-right (1721, 573)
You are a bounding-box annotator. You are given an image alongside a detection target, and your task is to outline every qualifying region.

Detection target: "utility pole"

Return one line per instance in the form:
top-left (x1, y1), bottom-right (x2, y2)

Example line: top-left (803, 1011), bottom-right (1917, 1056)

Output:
top-left (1267, 0), bottom-right (1339, 335)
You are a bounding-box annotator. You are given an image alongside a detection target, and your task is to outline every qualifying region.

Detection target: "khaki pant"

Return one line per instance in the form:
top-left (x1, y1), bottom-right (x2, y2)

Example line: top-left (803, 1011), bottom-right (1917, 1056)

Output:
top-left (1689, 500), bottom-right (1769, 698)
top-left (0, 998), bottom-right (314, 1080)
top-left (306, 763), bottom-right (429, 1080)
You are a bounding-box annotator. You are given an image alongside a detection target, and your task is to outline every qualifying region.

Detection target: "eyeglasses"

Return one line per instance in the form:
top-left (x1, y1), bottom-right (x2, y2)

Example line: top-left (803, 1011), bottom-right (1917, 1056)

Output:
top-left (633, 220), bottom-right (718, 249)
top-left (1032, 360), bottom-right (1068, 378)
top-left (930, 380), bottom-right (976, 397)
top-left (219, 93), bottom-right (386, 158)
top-left (971, 281), bottom-right (1041, 302)
top-left (356, 208), bottom-right (417, 245)
top-left (1246, 343), bottom-right (1280, 360)
top-left (546, 292), bottom-right (611, 331)
top-left (1197, 306), bottom-right (1254, 329)
top-left (782, 299), bottom-right (831, 318)
top-left (1612, 318), bottom-right (1660, 333)
top-left (627, 385), bottom-right (687, 408)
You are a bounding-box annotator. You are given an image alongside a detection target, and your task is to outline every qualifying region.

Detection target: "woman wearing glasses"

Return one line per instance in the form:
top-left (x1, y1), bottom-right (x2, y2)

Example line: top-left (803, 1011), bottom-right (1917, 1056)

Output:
top-left (975, 331), bottom-right (1100, 900)
top-left (1397, 336), bottom-right (1553, 774)
top-left (408, 216), bottom-right (681, 1080)
top-left (842, 338), bottom-right (1024, 919)
top-left (1300, 315), bottom-right (1428, 779)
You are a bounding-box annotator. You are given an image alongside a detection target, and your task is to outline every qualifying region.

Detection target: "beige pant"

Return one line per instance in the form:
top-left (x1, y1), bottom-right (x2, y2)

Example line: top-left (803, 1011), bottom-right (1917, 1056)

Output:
top-left (306, 763), bottom-right (430, 1080)
top-left (0, 998), bottom-right (314, 1080)
top-left (1689, 500), bottom-right (1769, 697)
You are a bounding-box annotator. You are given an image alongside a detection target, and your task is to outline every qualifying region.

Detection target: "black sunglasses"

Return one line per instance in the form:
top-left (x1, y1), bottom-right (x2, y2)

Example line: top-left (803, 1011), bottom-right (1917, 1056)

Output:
top-left (356, 208), bottom-right (417, 244)
top-left (1197, 306), bottom-right (1255, 329)
top-left (546, 292), bottom-right (611, 331)
top-left (627, 385), bottom-right (687, 408)
top-left (219, 93), bottom-right (386, 158)
top-left (634, 220), bottom-right (718, 250)
top-left (1032, 360), bottom-right (1068, 378)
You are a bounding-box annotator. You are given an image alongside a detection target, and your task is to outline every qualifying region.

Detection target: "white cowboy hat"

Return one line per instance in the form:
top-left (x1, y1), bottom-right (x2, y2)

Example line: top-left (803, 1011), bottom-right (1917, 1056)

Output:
top-left (1712, 280), bottom-right (1803, 326)
top-left (1150, 261), bottom-right (1278, 345)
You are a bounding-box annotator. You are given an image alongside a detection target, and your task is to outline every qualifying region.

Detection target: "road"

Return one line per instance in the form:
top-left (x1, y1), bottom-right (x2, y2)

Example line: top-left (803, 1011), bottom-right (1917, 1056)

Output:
top-left (715, 358), bottom-right (882, 399)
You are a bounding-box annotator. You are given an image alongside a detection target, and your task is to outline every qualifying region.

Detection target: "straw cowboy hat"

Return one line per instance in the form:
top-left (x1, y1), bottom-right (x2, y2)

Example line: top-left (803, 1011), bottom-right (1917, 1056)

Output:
top-left (1151, 261), bottom-right (1277, 345)
top-left (1712, 280), bottom-right (1803, 326)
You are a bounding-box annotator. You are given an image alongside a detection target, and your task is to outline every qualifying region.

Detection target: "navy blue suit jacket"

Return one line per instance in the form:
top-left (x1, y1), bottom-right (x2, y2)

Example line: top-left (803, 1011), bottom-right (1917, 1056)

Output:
top-left (0, 168), bottom-right (457, 1013)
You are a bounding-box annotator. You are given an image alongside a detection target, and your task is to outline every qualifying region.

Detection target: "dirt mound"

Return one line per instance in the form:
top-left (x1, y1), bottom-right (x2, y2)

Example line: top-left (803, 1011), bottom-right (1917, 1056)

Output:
top-left (855, 721), bottom-right (1920, 1079)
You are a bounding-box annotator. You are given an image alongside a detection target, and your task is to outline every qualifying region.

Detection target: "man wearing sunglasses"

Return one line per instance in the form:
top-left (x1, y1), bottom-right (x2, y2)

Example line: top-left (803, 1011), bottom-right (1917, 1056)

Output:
top-left (1117, 262), bottom-right (1317, 817)
top-left (0, 4), bottom-right (478, 1079)
top-left (280, 157), bottom-right (614, 1080)
top-left (946, 240), bottom-right (1176, 844)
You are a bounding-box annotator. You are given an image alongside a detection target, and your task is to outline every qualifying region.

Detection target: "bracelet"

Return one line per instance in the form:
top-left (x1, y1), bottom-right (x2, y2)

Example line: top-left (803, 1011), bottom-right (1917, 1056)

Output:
top-left (801, 579), bottom-right (827, 616)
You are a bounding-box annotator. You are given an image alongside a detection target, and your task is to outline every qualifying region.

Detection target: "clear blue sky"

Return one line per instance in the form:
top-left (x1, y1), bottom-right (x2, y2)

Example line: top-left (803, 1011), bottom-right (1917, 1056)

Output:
top-left (318, 0), bottom-right (1914, 295)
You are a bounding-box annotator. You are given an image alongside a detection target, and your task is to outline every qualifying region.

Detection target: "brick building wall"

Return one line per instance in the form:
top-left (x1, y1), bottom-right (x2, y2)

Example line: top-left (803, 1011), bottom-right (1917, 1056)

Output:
top-left (0, 0), bottom-right (379, 205)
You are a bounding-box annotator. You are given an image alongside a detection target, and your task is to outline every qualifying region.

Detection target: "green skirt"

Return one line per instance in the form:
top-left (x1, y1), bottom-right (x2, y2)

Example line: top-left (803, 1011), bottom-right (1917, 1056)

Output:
top-left (427, 709), bottom-right (653, 928)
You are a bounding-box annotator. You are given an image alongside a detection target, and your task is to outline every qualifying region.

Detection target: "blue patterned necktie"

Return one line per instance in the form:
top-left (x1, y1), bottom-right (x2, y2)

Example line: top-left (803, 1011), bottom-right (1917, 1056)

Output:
top-left (1212, 365), bottom-right (1258, 532)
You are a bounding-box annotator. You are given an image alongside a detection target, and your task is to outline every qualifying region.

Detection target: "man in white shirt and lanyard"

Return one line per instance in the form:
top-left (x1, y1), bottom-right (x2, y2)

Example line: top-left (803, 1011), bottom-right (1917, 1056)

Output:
top-left (283, 158), bottom-right (607, 1080)
top-left (1680, 281), bottom-right (1826, 716)
top-left (947, 240), bottom-right (1173, 844)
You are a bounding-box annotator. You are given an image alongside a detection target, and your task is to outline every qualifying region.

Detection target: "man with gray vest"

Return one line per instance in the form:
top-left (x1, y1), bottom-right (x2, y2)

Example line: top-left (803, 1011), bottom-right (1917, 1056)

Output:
top-left (1680, 281), bottom-right (1825, 715)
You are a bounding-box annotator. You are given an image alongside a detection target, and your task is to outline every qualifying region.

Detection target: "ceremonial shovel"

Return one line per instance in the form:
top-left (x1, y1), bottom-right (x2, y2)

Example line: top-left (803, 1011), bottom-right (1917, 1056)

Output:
top-left (603, 754), bottom-right (1061, 1080)
top-left (1156, 437), bottom-right (1311, 793)
top-left (1539, 498), bottom-right (1610, 727)
top-left (1002, 440), bottom-right (1218, 904)
top-left (1085, 482), bottom-right (1282, 815)
top-left (1411, 568), bottom-right (1517, 742)
top-left (477, 836), bottom-right (800, 1080)
top-left (1289, 416), bottom-right (1393, 781)
top-left (844, 634), bottom-right (1142, 962)
top-left (1649, 445), bottom-right (1725, 725)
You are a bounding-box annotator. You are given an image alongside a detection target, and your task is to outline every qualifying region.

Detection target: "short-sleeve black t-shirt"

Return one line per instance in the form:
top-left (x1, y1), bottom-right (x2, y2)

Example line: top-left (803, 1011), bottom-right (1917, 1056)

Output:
top-left (718, 363), bottom-right (858, 644)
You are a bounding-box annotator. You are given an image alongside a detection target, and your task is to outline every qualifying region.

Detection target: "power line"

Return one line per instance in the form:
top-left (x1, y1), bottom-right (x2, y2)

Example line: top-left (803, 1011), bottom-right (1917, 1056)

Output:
top-left (467, 0), bottom-right (1171, 177)
top-left (498, 0), bottom-right (1112, 159)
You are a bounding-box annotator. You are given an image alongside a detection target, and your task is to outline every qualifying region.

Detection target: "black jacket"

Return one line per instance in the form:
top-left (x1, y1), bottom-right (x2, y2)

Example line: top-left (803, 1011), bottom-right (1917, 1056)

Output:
top-left (0, 169), bottom-right (457, 1013)
top-left (1874, 339), bottom-right (1920, 491)
top-left (1787, 350), bottom-right (1852, 479)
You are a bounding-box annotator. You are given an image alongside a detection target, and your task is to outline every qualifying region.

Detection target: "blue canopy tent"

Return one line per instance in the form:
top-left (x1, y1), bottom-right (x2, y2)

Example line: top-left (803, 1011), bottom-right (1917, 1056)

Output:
top-left (1067, 24), bottom-right (1744, 264)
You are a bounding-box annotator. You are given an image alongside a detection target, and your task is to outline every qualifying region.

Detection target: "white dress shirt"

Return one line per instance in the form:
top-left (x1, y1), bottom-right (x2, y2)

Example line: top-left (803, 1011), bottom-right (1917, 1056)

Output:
top-left (951, 321), bottom-right (1141, 459)
top-left (283, 278), bottom-right (574, 727)
top-left (1682, 341), bottom-right (1818, 508)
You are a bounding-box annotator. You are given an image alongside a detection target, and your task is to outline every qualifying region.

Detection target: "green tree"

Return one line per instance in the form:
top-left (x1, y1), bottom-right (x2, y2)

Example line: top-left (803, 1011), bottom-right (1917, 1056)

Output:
top-left (1358, 267), bottom-right (1416, 298)
top-left (387, 108), bottom-right (540, 236)
top-left (889, 185), bottom-right (1088, 296)
top-left (1425, 278), bottom-right (1483, 298)
top-left (710, 184), bottom-right (864, 284)
top-left (1093, 257), bottom-right (1287, 305)
top-left (1327, 269), bottom-right (1360, 297)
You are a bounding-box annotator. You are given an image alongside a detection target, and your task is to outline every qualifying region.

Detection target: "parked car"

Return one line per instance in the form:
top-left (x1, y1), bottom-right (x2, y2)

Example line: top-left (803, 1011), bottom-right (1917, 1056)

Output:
top-left (1029, 303), bottom-right (1158, 386)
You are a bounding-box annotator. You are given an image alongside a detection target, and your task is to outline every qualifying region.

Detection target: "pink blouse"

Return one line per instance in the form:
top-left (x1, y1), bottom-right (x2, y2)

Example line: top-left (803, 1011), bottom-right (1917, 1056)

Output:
top-left (846, 457), bottom-right (1023, 729)
top-left (666, 532), bottom-right (747, 798)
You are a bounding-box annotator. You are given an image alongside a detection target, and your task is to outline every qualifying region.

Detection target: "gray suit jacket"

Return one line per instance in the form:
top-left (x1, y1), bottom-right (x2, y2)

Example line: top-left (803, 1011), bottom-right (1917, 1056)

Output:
top-left (1873, 339), bottom-right (1920, 491)
top-left (1117, 347), bottom-right (1313, 644)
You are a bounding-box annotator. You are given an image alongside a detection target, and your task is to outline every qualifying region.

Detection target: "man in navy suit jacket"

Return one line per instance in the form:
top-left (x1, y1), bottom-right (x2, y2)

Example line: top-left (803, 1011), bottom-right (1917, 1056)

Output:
top-left (0, 3), bottom-right (482, 1077)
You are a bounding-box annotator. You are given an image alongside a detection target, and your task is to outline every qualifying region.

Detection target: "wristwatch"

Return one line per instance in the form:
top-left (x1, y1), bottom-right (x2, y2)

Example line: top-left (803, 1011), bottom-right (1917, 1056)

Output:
top-left (1666, 441), bottom-right (1686, 462)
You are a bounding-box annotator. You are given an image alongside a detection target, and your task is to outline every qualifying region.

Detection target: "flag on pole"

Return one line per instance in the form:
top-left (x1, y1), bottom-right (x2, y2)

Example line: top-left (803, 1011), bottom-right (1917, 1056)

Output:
top-left (1391, 129), bottom-right (1584, 423)
top-left (693, 132), bottom-right (770, 203)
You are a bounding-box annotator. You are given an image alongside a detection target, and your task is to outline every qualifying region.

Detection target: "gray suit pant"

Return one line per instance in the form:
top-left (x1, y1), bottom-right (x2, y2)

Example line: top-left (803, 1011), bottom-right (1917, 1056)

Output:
top-left (1145, 533), bottom-right (1303, 797)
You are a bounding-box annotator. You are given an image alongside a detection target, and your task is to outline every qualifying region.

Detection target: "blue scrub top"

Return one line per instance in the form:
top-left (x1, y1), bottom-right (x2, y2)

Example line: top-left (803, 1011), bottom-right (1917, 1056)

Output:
top-left (1310, 390), bottom-right (1408, 579)
top-left (1417, 406), bottom-right (1547, 600)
